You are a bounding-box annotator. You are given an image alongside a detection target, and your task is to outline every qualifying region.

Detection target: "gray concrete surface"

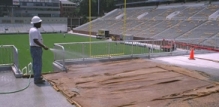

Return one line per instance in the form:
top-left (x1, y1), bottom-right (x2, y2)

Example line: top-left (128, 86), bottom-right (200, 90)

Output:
top-left (151, 53), bottom-right (219, 82)
top-left (0, 71), bottom-right (75, 107)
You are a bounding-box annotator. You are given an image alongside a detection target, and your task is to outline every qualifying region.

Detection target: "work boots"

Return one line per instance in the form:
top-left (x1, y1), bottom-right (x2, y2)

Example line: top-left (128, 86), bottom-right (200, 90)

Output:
top-left (34, 77), bottom-right (45, 84)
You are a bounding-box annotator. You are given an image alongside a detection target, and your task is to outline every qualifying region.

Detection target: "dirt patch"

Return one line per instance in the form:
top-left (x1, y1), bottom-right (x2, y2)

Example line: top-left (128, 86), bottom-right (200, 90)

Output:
top-left (44, 59), bottom-right (219, 107)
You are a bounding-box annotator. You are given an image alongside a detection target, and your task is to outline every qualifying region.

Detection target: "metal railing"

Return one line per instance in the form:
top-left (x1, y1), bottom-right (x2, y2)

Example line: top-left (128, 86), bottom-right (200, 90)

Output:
top-left (53, 38), bottom-right (219, 71)
top-left (21, 63), bottom-right (32, 75)
top-left (0, 45), bottom-right (21, 77)
top-left (0, 45), bottom-right (19, 69)
top-left (175, 38), bottom-right (219, 52)
top-left (52, 39), bottom-right (200, 69)
top-left (54, 40), bottom-right (155, 62)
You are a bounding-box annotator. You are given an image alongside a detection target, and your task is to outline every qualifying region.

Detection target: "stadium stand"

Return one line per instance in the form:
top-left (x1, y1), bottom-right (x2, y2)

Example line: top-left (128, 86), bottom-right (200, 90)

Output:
top-left (95, 20), bottom-right (117, 31)
top-left (153, 7), bottom-right (185, 20)
top-left (50, 24), bottom-right (68, 32)
top-left (126, 7), bottom-right (152, 19)
top-left (177, 21), bottom-right (219, 44)
top-left (153, 20), bottom-right (206, 39)
top-left (42, 24), bottom-right (54, 33)
top-left (103, 9), bottom-right (124, 20)
top-left (3, 24), bottom-right (17, 33)
top-left (0, 18), bottom-right (67, 34)
top-left (0, 25), bottom-right (4, 33)
top-left (74, 3), bottom-right (219, 47)
top-left (123, 20), bottom-right (145, 34)
top-left (136, 20), bottom-right (180, 38)
top-left (173, 6), bottom-right (205, 20)
top-left (143, 8), bottom-right (165, 20)
top-left (191, 5), bottom-right (219, 20)
top-left (126, 20), bottom-right (160, 35)
top-left (0, 23), bottom-right (67, 34)
top-left (0, 0), bottom-right (68, 34)
top-left (204, 33), bottom-right (219, 47)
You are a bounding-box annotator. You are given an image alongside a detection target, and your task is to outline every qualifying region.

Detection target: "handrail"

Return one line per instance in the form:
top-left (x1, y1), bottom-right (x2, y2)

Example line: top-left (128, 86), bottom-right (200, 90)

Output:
top-left (53, 38), bottom-right (218, 72)
top-left (0, 45), bottom-right (19, 69)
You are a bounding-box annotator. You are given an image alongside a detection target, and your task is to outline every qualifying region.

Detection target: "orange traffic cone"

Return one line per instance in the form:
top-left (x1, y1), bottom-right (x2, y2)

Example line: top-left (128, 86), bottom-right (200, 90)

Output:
top-left (189, 48), bottom-right (195, 60)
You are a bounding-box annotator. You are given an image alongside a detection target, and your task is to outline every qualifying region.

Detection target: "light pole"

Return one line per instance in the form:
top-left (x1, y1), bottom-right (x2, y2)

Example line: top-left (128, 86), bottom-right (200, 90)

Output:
top-left (98, 0), bottom-right (100, 16)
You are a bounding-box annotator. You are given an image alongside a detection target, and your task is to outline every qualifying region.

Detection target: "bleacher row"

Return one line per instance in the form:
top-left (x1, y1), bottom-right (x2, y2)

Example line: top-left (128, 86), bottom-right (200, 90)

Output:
top-left (74, 4), bottom-right (219, 47)
top-left (0, 24), bottom-right (67, 33)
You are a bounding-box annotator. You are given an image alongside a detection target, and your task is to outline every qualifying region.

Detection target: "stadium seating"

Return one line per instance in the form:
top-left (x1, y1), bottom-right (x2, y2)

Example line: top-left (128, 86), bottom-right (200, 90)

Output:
top-left (104, 9), bottom-right (123, 20)
top-left (126, 7), bottom-right (151, 19)
top-left (124, 20), bottom-right (145, 34)
top-left (204, 33), bottom-right (219, 47)
top-left (126, 20), bottom-right (159, 35)
top-left (0, 25), bottom-right (5, 33)
top-left (41, 24), bottom-right (54, 33)
top-left (191, 5), bottom-right (219, 20)
top-left (173, 21), bottom-right (219, 45)
top-left (14, 24), bottom-right (23, 33)
top-left (154, 20), bottom-right (206, 39)
top-left (50, 24), bottom-right (67, 33)
top-left (143, 8), bottom-right (165, 20)
top-left (173, 6), bottom-right (205, 20)
top-left (74, 3), bottom-right (219, 47)
top-left (15, 24), bottom-right (31, 33)
top-left (153, 7), bottom-right (184, 20)
top-left (0, 24), bottom-right (67, 34)
top-left (136, 20), bottom-right (179, 38)
top-left (177, 21), bottom-right (219, 41)
top-left (2, 24), bottom-right (14, 33)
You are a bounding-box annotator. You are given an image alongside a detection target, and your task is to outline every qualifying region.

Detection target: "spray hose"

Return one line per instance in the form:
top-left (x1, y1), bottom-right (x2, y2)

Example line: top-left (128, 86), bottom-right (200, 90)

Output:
top-left (0, 64), bottom-right (32, 94)
top-left (0, 74), bottom-right (31, 94)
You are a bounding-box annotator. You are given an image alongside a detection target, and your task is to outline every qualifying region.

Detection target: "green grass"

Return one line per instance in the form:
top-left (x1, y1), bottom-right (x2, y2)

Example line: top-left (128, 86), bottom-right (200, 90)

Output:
top-left (0, 33), bottom-right (158, 73)
top-left (0, 33), bottom-right (98, 73)
top-left (63, 42), bottom-right (152, 59)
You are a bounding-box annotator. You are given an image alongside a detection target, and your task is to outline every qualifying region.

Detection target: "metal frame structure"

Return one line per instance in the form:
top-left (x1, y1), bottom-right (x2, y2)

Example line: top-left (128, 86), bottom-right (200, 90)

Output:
top-left (0, 45), bottom-right (22, 78)
top-left (53, 38), bottom-right (219, 72)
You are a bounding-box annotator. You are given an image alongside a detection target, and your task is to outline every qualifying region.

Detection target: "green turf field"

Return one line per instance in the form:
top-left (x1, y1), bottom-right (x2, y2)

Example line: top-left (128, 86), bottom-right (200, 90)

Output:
top-left (0, 33), bottom-right (98, 73)
top-left (62, 41), bottom-right (152, 59)
top-left (0, 33), bottom-right (155, 73)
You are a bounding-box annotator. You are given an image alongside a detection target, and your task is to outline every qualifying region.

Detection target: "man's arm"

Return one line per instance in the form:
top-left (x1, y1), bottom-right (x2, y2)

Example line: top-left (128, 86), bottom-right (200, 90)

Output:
top-left (33, 39), bottom-right (49, 50)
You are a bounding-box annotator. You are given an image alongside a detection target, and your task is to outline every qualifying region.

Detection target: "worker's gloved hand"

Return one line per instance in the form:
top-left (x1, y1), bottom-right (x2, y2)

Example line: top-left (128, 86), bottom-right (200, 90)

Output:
top-left (43, 46), bottom-right (49, 50)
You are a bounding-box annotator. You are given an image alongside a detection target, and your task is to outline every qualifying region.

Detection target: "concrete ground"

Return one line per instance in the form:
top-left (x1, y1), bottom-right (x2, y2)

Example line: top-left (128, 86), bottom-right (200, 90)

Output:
top-left (0, 71), bottom-right (75, 107)
top-left (151, 53), bottom-right (219, 81)
top-left (1, 52), bottom-right (218, 107)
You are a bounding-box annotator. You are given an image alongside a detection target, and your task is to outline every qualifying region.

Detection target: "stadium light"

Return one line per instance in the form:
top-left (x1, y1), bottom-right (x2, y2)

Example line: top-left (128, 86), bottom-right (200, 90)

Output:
top-left (98, 0), bottom-right (100, 16)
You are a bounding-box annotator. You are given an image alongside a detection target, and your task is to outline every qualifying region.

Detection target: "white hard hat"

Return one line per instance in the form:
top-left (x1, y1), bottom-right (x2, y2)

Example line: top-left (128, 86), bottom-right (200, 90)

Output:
top-left (31, 16), bottom-right (42, 24)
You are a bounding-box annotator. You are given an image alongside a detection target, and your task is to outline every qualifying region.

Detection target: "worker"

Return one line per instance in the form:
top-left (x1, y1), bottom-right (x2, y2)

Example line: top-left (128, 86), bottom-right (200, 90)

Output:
top-left (63, 33), bottom-right (66, 38)
top-left (29, 16), bottom-right (49, 84)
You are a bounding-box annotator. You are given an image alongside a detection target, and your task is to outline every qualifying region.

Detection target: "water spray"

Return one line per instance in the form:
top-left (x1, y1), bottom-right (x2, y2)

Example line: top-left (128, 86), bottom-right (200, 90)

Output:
top-left (49, 48), bottom-right (68, 73)
top-left (49, 48), bottom-right (54, 51)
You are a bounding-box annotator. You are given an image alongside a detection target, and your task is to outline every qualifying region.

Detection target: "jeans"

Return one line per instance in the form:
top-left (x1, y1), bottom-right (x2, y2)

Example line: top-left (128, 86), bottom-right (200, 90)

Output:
top-left (30, 46), bottom-right (43, 81)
